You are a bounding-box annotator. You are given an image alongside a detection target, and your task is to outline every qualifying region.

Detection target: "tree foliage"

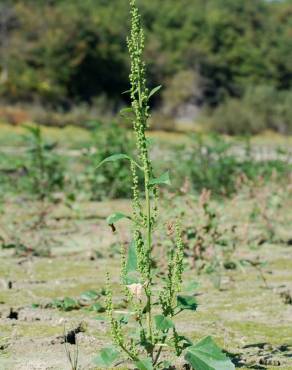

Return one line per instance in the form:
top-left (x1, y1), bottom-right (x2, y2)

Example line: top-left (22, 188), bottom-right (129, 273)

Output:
top-left (0, 0), bottom-right (291, 115)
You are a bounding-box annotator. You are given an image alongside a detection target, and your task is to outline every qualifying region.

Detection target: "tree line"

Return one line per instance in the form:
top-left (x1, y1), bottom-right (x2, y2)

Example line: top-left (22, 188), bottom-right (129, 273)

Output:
top-left (0, 0), bottom-right (291, 133)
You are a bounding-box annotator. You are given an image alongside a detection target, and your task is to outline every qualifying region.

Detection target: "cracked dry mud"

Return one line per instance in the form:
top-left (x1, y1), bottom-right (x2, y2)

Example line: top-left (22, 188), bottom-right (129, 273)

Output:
top-left (0, 194), bottom-right (292, 370)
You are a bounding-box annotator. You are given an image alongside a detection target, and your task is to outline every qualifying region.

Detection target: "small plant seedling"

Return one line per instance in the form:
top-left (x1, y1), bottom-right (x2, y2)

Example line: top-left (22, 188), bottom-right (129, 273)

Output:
top-left (43, 290), bottom-right (106, 313)
top-left (95, 1), bottom-right (235, 369)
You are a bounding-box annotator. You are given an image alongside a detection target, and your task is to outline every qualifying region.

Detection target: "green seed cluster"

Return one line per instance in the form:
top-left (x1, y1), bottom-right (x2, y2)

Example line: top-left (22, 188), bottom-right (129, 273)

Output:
top-left (127, 0), bottom-right (150, 165)
top-left (105, 274), bottom-right (123, 347)
top-left (160, 222), bottom-right (184, 316)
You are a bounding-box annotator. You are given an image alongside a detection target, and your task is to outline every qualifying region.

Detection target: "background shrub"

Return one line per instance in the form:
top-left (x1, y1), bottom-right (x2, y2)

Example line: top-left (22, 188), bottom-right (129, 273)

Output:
top-left (175, 134), bottom-right (291, 196)
top-left (208, 99), bottom-right (265, 135)
top-left (0, 0), bottom-right (291, 135)
top-left (209, 86), bottom-right (292, 135)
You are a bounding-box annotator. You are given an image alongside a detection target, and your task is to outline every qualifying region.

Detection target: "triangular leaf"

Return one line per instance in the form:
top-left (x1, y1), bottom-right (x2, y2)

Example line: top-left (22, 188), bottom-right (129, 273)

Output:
top-left (149, 171), bottom-right (171, 186)
top-left (124, 271), bottom-right (141, 285)
top-left (124, 241), bottom-right (140, 284)
top-left (185, 336), bottom-right (235, 370)
top-left (126, 240), bottom-right (138, 273)
top-left (93, 346), bottom-right (120, 367)
top-left (135, 358), bottom-right (153, 370)
top-left (106, 212), bottom-right (131, 225)
top-left (149, 85), bottom-right (162, 99)
top-left (154, 314), bottom-right (174, 331)
top-left (177, 295), bottom-right (198, 311)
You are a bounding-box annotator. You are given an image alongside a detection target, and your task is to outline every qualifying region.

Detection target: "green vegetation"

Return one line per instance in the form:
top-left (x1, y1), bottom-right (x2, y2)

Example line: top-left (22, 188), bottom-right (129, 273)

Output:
top-left (0, 124), bottom-right (290, 202)
top-left (25, 125), bottom-right (65, 200)
top-left (0, 1), bottom-right (292, 369)
top-left (94, 2), bottom-right (234, 368)
top-left (0, 122), bottom-right (291, 368)
top-left (84, 123), bottom-right (136, 200)
top-left (175, 134), bottom-right (290, 196)
top-left (0, 0), bottom-right (291, 133)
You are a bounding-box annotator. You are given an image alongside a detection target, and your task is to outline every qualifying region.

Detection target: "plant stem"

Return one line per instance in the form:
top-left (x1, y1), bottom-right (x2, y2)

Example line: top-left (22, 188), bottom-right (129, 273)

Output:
top-left (136, 44), bottom-right (154, 349)
top-left (120, 342), bottom-right (140, 363)
top-left (145, 172), bottom-right (153, 352)
top-left (153, 331), bottom-right (169, 366)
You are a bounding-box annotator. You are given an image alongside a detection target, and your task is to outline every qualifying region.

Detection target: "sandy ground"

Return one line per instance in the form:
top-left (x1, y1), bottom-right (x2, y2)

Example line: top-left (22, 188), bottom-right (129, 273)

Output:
top-left (0, 193), bottom-right (292, 370)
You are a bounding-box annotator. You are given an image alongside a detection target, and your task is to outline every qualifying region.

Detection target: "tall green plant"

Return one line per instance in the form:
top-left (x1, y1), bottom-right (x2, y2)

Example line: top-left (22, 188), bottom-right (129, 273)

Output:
top-left (94, 1), bottom-right (235, 369)
top-left (26, 125), bottom-right (64, 200)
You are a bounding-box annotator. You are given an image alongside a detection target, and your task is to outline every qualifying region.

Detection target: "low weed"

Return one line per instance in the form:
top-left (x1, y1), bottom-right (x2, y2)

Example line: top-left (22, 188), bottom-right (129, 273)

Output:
top-left (0, 221), bottom-right (51, 257)
top-left (36, 290), bottom-right (107, 313)
top-left (1, 126), bottom-right (289, 203)
top-left (249, 185), bottom-right (284, 244)
top-left (179, 190), bottom-right (239, 289)
top-left (176, 134), bottom-right (291, 197)
top-left (83, 123), bottom-right (136, 200)
top-left (65, 335), bottom-right (80, 370)
top-left (168, 188), bottom-right (273, 290)
top-left (25, 125), bottom-right (65, 200)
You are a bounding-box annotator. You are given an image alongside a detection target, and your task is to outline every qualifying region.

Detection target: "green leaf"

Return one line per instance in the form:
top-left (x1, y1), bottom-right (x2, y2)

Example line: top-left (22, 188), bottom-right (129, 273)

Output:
top-left (51, 298), bottom-right (63, 309)
top-left (97, 153), bottom-right (133, 168)
top-left (184, 280), bottom-right (200, 292)
top-left (149, 85), bottom-right (162, 99)
top-left (106, 212), bottom-right (131, 225)
top-left (120, 107), bottom-right (133, 116)
top-left (122, 87), bottom-right (138, 95)
top-left (124, 270), bottom-right (141, 285)
top-left (1, 243), bottom-right (17, 249)
top-left (63, 297), bottom-right (79, 311)
top-left (146, 137), bottom-right (155, 147)
top-left (175, 335), bottom-right (193, 349)
top-left (126, 240), bottom-right (137, 272)
top-left (154, 314), bottom-right (174, 331)
top-left (149, 171), bottom-right (171, 186)
top-left (90, 303), bottom-right (105, 313)
top-left (177, 295), bottom-right (198, 311)
top-left (124, 241), bottom-right (140, 284)
top-left (135, 358), bottom-right (153, 370)
top-left (118, 313), bottom-right (130, 325)
top-left (93, 346), bottom-right (120, 367)
top-left (121, 88), bottom-right (131, 95)
top-left (80, 290), bottom-right (99, 301)
top-left (162, 361), bottom-right (172, 368)
top-left (185, 336), bottom-right (235, 370)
